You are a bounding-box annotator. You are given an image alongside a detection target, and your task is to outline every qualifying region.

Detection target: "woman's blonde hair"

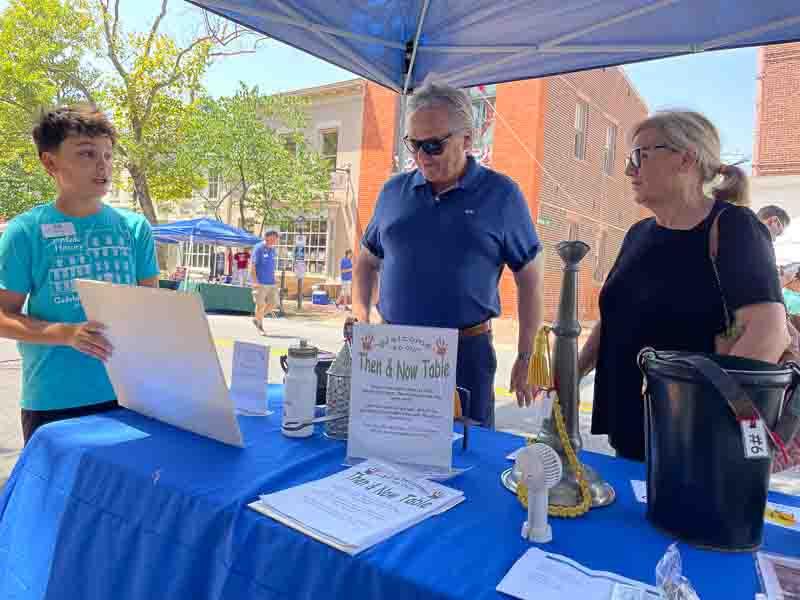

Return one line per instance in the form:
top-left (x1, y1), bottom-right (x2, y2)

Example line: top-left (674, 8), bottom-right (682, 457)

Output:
top-left (631, 110), bottom-right (749, 206)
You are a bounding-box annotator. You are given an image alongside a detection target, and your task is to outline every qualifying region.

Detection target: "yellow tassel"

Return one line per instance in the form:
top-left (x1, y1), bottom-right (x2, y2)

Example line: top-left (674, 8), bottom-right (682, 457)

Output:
top-left (528, 326), bottom-right (552, 389)
top-left (517, 325), bottom-right (592, 518)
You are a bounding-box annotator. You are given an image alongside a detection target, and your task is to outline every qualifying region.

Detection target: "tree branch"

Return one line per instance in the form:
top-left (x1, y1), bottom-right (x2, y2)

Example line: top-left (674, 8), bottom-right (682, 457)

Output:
top-left (0, 97), bottom-right (27, 110)
top-left (98, 0), bottom-right (130, 85)
top-left (143, 0), bottom-right (168, 60)
top-left (208, 49), bottom-right (258, 58)
top-left (141, 37), bottom-right (208, 124)
top-left (46, 64), bottom-right (97, 104)
top-left (112, 0), bottom-right (121, 46)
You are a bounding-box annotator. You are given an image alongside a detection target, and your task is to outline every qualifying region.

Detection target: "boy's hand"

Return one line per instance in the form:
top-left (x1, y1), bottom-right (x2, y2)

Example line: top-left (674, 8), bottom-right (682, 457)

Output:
top-left (62, 321), bottom-right (113, 362)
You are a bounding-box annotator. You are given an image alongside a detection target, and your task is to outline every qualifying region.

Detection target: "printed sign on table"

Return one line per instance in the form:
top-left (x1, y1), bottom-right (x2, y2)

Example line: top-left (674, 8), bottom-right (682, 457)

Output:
top-left (346, 323), bottom-right (458, 476)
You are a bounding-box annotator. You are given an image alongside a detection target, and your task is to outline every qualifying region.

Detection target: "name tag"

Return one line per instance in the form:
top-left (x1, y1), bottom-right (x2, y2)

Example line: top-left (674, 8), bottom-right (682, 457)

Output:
top-left (741, 418), bottom-right (770, 460)
top-left (41, 222), bottom-right (76, 238)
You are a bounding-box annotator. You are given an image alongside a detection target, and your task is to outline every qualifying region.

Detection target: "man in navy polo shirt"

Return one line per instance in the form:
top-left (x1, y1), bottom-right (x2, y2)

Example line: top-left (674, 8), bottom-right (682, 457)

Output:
top-left (354, 80), bottom-right (544, 428)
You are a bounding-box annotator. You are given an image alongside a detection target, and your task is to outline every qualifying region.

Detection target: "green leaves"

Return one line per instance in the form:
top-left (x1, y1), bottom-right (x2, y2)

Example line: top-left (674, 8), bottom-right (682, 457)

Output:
top-left (0, 0), bottom-right (98, 218)
top-left (0, 157), bottom-right (57, 220)
top-left (0, 0), bottom-right (329, 229)
top-left (185, 84), bottom-right (331, 231)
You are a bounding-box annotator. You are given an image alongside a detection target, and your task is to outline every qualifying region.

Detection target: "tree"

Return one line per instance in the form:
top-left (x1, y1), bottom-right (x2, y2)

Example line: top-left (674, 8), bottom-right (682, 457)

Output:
top-left (0, 0), bottom-right (264, 224)
top-left (187, 85), bottom-right (331, 232)
top-left (0, 158), bottom-right (57, 220)
top-left (0, 0), bottom-right (99, 217)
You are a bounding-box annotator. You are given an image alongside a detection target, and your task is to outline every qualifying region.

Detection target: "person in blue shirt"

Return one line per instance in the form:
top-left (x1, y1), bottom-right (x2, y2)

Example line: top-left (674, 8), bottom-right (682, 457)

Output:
top-left (354, 80), bottom-right (545, 428)
top-left (337, 249), bottom-right (353, 310)
top-left (0, 104), bottom-right (159, 444)
top-left (250, 227), bottom-right (279, 335)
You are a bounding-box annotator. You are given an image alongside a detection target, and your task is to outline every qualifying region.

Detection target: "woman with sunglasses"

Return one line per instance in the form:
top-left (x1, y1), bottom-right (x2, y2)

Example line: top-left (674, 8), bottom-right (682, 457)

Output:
top-left (577, 109), bottom-right (788, 461)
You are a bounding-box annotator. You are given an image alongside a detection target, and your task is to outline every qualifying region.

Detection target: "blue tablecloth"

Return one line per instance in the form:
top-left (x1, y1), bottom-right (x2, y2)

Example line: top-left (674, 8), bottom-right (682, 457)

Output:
top-left (0, 385), bottom-right (797, 600)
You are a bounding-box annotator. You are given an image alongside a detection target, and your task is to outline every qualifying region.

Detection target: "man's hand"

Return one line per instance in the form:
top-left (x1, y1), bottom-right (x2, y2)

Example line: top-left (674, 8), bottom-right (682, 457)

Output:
top-left (509, 356), bottom-right (541, 407)
top-left (352, 308), bottom-right (370, 323)
top-left (62, 321), bottom-right (113, 362)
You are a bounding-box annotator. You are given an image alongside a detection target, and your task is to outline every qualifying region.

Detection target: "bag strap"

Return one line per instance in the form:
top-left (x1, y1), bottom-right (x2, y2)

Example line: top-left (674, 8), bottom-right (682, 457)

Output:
top-left (708, 206), bottom-right (733, 332)
top-left (671, 355), bottom-right (758, 422)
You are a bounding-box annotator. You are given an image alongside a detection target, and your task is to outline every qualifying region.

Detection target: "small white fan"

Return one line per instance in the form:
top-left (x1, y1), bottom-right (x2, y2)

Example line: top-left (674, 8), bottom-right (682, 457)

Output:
top-left (517, 443), bottom-right (563, 543)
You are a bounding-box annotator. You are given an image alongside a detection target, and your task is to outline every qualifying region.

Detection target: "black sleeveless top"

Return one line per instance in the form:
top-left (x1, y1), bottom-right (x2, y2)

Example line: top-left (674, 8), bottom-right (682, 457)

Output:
top-left (592, 200), bottom-right (783, 460)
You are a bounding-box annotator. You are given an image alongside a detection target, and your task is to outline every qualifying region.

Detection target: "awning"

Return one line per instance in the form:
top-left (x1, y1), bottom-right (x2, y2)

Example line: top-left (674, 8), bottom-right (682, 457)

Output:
top-left (185, 0), bottom-right (800, 93)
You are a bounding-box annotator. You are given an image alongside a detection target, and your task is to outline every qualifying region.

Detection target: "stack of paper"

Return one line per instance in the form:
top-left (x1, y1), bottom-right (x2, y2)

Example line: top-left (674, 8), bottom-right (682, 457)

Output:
top-left (249, 460), bottom-right (464, 555)
top-left (497, 548), bottom-right (661, 600)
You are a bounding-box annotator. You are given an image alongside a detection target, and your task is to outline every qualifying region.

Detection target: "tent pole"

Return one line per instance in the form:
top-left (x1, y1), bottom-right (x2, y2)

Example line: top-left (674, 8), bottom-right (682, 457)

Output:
top-left (402, 0), bottom-right (430, 95)
top-left (183, 233), bottom-right (195, 292)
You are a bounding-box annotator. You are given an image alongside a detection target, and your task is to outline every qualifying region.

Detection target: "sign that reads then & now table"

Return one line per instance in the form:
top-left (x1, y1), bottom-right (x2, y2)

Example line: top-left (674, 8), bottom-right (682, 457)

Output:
top-left (346, 324), bottom-right (458, 477)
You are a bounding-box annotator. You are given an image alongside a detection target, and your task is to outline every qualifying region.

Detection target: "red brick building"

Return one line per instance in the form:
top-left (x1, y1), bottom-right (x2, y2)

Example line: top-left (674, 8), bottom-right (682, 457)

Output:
top-left (752, 43), bottom-right (800, 217)
top-left (354, 69), bottom-right (648, 323)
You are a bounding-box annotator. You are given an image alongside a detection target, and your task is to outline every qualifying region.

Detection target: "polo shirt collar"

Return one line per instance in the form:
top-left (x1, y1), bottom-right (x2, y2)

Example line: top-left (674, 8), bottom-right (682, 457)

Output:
top-left (411, 155), bottom-right (482, 191)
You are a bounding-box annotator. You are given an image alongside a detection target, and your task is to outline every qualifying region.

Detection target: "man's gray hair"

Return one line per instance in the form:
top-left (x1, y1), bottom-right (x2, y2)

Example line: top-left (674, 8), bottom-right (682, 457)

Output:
top-left (406, 79), bottom-right (474, 134)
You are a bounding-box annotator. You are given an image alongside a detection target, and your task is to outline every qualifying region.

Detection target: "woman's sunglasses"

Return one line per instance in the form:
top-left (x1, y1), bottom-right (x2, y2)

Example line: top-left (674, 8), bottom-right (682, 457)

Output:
top-left (403, 131), bottom-right (456, 156)
top-left (626, 144), bottom-right (678, 170)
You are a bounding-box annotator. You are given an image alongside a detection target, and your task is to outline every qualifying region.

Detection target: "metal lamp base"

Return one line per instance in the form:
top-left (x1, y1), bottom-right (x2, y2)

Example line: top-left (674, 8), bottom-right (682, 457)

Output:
top-left (501, 463), bottom-right (615, 508)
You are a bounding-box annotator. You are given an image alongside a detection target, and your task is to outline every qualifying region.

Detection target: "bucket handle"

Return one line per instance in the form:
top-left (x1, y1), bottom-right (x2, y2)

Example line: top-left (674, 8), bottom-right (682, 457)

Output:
top-left (638, 348), bottom-right (788, 457)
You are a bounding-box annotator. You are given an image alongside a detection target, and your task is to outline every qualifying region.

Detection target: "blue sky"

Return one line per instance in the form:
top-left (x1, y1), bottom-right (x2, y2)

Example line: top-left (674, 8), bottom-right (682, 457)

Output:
top-left (152, 1), bottom-right (762, 163)
top-left (4, 0), bottom-right (760, 161)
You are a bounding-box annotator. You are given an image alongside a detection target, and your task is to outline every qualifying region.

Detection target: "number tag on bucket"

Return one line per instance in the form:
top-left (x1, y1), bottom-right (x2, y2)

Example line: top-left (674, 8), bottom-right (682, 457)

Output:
top-left (741, 419), bottom-right (770, 460)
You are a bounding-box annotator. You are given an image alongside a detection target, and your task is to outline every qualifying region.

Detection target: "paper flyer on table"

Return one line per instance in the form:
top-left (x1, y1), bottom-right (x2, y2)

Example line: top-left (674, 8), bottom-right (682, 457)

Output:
top-left (346, 324), bottom-right (458, 476)
top-left (230, 341), bottom-right (271, 415)
top-left (755, 551), bottom-right (800, 599)
top-left (249, 460), bottom-right (464, 555)
top-left (497, 548), bottom-right (662, 600)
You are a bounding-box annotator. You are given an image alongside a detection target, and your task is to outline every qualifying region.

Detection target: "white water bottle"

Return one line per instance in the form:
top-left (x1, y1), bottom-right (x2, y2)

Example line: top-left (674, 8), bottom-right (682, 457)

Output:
top-left (282, 339), bottom-right (318, 438)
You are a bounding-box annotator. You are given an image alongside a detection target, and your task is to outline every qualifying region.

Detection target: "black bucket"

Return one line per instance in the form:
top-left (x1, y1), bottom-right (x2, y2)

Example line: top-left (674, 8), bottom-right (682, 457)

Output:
top-left (638, 349), bottom-right (796, 551)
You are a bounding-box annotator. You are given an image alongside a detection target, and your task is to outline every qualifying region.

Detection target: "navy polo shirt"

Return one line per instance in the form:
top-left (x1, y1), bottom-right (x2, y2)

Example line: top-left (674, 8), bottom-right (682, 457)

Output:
top-left (362, 156), bottom-right (541, 329)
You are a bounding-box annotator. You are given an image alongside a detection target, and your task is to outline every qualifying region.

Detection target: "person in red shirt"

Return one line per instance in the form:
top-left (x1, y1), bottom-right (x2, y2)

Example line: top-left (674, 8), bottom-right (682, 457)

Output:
top-left (232, 247), bottom-right (251, 286)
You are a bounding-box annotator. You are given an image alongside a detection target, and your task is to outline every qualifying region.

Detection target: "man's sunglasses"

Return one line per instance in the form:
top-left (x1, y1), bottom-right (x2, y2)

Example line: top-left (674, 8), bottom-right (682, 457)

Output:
top-left (626, 144), bottom-right (678, 170)
top-left (403, 131), bottom-right (456, 156)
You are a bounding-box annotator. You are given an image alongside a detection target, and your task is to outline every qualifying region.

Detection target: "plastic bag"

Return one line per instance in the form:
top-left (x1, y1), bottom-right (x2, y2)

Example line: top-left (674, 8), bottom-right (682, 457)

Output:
top-left (655, 543), bottom-right (700, 600)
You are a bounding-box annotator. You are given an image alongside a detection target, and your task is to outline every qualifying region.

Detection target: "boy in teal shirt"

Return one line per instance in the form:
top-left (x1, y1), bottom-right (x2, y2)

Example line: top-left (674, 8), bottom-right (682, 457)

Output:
top-left (0, 104), bottom-right (159, 444)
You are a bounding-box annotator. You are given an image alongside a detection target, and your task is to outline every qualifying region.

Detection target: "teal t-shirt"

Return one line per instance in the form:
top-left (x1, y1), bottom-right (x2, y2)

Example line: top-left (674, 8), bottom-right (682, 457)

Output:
top-left (0, 203), bottom-right (159, 411)
top-left (784, 288), bottom-right (800, 315)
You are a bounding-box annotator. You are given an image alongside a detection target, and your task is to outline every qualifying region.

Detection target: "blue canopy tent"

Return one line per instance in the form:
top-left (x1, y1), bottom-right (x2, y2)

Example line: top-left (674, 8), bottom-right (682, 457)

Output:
top-left (185, 1), bottom-right (800, 95)
top-left (152, 218), bottom-right (260, 289)
top-left (152, 218), bottom-right (260, 246)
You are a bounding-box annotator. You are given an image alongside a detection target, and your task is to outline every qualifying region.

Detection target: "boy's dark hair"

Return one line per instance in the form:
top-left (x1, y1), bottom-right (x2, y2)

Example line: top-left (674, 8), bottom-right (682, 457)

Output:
top-left (32, 104), bottom-right (117, 156)
top-left (345, 249), bottom-right (353, 257)
top-left (756, 204), bottom-right (791, 228)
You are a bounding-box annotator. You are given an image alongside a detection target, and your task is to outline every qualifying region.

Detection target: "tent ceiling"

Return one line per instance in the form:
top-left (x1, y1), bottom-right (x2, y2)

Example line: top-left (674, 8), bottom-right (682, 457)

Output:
top-left (186, 0), bottom-right (800, 92)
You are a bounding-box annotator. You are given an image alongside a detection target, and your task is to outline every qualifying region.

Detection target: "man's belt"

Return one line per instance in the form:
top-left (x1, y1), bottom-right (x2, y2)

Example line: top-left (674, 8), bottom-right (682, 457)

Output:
top-left (459, 320), bottom-right (491, 338)
top-left (380, 315), bottom-right (491, 337)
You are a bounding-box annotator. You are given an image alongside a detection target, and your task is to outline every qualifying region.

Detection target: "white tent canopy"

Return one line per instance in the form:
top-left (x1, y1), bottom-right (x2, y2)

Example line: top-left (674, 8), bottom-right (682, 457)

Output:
top-left (186, 0), bottom-right (800, 94)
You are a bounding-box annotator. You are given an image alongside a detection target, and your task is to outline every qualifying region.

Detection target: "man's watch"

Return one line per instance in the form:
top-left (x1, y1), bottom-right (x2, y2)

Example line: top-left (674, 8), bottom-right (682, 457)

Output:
top-left (517, 351), bottom-right (532, 362)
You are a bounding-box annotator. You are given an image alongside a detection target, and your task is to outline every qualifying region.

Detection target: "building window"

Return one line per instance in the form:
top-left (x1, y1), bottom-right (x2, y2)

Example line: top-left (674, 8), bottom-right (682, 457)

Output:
top-left (603, 125), bottom-right (617, 175)
top-left (208, 172), bottom-right (221, 200)
top-left (468, 85), bottom-right (496, 166)
top-left (181, 242), bottom-right (213, 270)
top-left (321, 129), bottom-right (339, 171)
top-left (574, 102), bottom-right (588, 160)
top-left (568, 222), bottom-right (579, 241)
top-left (276, 215), bottom-right (329, 275)
top-left (594, 230), bottom-right (608, 282)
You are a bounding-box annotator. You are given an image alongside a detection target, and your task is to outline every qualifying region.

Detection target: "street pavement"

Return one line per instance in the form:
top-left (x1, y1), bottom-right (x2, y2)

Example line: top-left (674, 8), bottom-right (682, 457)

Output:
top-left (0, 310), bottom-right (797, 496)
